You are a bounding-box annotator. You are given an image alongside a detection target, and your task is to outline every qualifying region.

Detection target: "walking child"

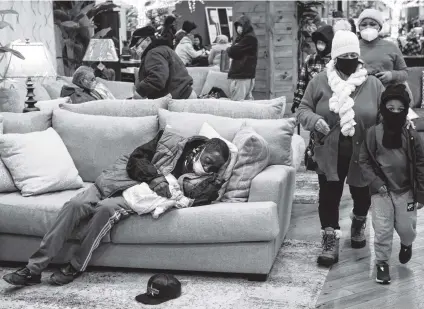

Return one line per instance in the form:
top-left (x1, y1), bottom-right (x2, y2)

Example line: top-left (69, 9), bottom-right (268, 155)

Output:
top-left (359, 84), bottom-right (424, 284)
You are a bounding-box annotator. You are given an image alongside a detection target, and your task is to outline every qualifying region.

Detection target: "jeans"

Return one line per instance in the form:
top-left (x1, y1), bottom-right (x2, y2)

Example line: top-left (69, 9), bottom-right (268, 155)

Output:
top-left (318, 135), bottom-right (371, 230)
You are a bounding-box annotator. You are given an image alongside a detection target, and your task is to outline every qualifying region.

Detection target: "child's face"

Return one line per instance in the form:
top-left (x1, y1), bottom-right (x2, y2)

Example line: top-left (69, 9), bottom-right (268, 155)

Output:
top-left (385, 99), bottom-right (405, 113)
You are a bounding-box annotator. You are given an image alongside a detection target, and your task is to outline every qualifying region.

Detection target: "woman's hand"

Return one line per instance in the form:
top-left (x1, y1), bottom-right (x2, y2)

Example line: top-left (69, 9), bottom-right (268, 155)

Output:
top-left (315, 119), bottom-right (330, 135)
top-left (378, 185), bottom-right (388, 196)
top-left (375, 71), bottom-right (393, 84)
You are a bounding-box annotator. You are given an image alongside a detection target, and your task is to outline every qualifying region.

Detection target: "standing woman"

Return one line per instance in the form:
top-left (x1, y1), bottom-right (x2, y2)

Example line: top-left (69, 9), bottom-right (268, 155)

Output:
top-left (297, 30), bottom-right (385, 267)
top-left (358, 9), bottom-right (409, 94)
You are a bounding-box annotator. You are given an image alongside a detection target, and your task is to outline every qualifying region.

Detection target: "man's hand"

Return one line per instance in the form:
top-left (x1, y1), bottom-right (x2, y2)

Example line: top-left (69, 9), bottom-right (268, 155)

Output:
top-left (378, 185), bottom-right (388, 196)
top-left (375, 71), bottom-right (393, 84)
top-left (315, 119), bottom-right (330, 135)
top-left (153, 182), bottom-right (172, 198)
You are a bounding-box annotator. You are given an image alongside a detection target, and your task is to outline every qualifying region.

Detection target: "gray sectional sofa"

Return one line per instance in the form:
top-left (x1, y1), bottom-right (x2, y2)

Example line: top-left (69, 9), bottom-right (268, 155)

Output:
top-left (0, 93), bottom-right (300, 281)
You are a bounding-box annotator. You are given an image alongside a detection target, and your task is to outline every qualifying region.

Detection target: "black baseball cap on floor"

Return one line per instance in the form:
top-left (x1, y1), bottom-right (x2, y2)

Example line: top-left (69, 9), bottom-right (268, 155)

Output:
top-left (135, 274), bottom-right (182, 305)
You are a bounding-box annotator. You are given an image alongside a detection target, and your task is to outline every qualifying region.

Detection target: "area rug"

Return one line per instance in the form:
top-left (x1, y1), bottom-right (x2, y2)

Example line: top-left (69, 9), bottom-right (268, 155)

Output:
top-left (0, 240), bottom-right (328, 309)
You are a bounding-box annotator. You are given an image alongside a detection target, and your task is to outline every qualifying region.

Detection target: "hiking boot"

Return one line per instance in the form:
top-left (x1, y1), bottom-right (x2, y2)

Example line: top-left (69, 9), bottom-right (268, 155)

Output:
top-left (50, 263), bottom-right (80, 286)
top-left (376, 262), bottom-right (391, 284)
top-left (350, 211), bottom-right (367, 249)
top-left (317, 227), bottom-right (340, 267)
top-left (3, 267), bottom-right (41, 286)
top-left (399, 244), bottom-right (412, 264)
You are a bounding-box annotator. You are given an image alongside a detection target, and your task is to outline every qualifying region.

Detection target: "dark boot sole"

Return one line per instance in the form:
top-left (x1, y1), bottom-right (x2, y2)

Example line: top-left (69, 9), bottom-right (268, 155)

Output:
top-left (351, 240), bottom-right (366, 249)
top-left (376, 278), bottom-right (391, 284)
top-left (3, 276), bottom-right (40, 286)
top-left (317, 256), bottom-right (339, 267)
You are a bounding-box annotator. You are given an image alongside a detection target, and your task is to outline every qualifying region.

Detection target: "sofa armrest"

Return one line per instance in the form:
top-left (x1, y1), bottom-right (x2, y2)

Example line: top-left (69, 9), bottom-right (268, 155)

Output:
top-left (248, 165), bottom-right (296, 244)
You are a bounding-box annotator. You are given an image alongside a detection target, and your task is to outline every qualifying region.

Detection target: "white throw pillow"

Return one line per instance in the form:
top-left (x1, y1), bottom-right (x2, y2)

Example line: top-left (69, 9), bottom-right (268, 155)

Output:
top-left (198, 122), bottom-right (238, 201)
top-left (0, 127), bottom-right (84, 196)
top-left (35, 97), bottom-right (71, 111)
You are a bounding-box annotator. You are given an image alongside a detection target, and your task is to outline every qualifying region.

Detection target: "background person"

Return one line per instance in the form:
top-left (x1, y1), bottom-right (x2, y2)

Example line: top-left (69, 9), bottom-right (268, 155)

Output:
top-left (208, 34), bottom-right (230, 66)
top-left (297, 30), bottom-right (385, 267)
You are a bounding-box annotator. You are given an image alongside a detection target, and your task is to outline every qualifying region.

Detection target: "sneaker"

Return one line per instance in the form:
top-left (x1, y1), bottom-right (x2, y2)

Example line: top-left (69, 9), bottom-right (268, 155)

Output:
top-left (317, 227), bottom-right (340, 267)
top-left (350, 211), bottom-right (366, 249)
top-left (399, 244), bottom-right (412, 264)
top-left (50, 263), bottom-right (80, 286)
top-left (376, 262), bottom-right (391, 284)
top-left (3, 267), bottom-right (41, 286)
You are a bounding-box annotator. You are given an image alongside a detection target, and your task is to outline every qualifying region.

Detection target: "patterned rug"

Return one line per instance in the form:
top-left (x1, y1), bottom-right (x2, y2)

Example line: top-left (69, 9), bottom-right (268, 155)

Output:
top-left (0, 240), bottom-right (329, 309)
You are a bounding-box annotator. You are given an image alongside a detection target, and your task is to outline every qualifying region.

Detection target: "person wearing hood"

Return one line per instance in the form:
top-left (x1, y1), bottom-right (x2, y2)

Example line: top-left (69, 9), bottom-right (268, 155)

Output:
top-left (159, 15), bottom-right (177, 49)
top-left (208, 35), bottom-right (230, 66)
top-left (131, 26), bottom-right (197, 100)
top-left (358, 9), bottom-right (408, 88)
top-left (226, 15), bottom-right (258, 101)
top-left (175, 20), bottom-right (197, 47)
top-left (292, 25), bottom-right (334, 113)
top-left (359, 84), bottom-right (424, 284)
top-left (175, 31), bottom-right (207, 66)
top-left (297, 30), bottom-right (385, 267)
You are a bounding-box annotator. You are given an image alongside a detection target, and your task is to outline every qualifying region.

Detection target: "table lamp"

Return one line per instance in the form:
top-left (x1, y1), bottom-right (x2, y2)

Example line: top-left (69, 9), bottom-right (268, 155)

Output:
top-left (83, 38), bottom-right (119, 74)
top-left (6, 39), bottom-right (56, 113)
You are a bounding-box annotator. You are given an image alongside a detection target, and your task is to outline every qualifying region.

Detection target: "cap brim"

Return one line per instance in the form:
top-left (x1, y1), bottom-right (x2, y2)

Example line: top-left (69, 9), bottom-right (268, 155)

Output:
top-left (135, 293), bottom-right (170, 305)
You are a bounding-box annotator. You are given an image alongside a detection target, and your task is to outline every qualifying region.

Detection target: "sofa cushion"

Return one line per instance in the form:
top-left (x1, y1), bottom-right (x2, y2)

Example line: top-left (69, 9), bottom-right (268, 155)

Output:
top-left (223, 127), bottom-right (270, 202)
top-left (110, 201), bottom-right (279, 244)
top-left (168, 96), bottom-right (285, 119)
top-left (1, 110), bottom-right (52, 134)
top-left (406, 67), bottom-right (423, 108)
top-left (52, 109), bottom-right (158, 182)
top-left (0, 128), bottom-right (84, 196)
top-left (35, 97), bottom-right (71, 112)
top-left (158, 109), bottom-right (295, 165)
top-left (96, 78), bottom-right (134, 99)
top-left (0, 183), bottom-right (110, 242)
top-left (60, 95), bottom-right (170, 117)
top-left (42, 78), bottom-right (72, 99)
top-left (187, 66), bottom-right (219, 96)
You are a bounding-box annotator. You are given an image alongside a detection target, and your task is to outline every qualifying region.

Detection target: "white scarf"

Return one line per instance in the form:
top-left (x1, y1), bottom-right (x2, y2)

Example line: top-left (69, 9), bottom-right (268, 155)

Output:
top-left (326, 60), bottom-right (368, 137)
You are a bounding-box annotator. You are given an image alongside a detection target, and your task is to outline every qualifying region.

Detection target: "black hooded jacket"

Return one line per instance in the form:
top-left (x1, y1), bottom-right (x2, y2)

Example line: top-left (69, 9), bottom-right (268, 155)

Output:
top-left (311, 25), bottom-right (334, 57)
top-left (227, 15), bottom-right (258, 79)
top-left (136, 37), bottom-right (194, 99)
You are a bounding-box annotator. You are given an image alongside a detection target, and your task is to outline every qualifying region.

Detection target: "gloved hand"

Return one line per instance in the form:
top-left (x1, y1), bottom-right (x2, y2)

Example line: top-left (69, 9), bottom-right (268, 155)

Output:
top-left (315, 119), bottom-right (330, 135)
top-left (149, 176), bottom-right (171, 198)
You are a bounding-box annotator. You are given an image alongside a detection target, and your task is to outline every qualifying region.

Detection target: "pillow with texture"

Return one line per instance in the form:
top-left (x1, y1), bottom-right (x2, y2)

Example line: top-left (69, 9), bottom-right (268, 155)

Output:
top-left (42, 78), bottom-right (72, 100)
top-left (0, 127), bottom-right (83, 196)
top-left (35, 97), bottom-right (71, 111)
top-left (96, 78), bottom-right (134, 99)
top-left (1, 111), bottom-right (52, 134)
top-left (169, 96), bottom-right (285, 119)
top-left (60, 94), bottom-right (171, 117)
top-left (198, 122), bottom-right (238, 201)
top-left (222, 127), bottom-right (270, 202)
top-left (53, 109), bottom-right (158, 182)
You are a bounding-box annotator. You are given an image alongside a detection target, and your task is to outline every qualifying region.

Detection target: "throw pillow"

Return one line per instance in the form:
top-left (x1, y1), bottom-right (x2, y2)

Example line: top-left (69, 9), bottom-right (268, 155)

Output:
top-left (187, 66), bottom-right (220, 96)
top-left (198, 122), bottom-right (239, 201)
top-left (52, 109), bottom-right (158, 182)
top-left (200, 70), bottom-right (230, 98)
top-left (60, 94), bottom-right (171, 117)
top-left (35, 97), bottom-right (71, 112)
top-left (96, 78), bottom-right (134, 99)
top-left (168, 96), bottom-right (285, 119)
top-left (0, 118), bottom-right (18, 192)
top-left (222, 127), bottom-right (270, 202)
top-left (1, 110), bottom-right (52, 134)
top-left (42, 78), bottom-right (72, 99)
top-left (0, 127), bottom-right (84, 196)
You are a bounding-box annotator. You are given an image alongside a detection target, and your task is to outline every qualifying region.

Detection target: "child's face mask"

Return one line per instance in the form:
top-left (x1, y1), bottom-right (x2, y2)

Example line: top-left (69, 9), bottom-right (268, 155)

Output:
top-left (192, 150), bottom-right (212, 176)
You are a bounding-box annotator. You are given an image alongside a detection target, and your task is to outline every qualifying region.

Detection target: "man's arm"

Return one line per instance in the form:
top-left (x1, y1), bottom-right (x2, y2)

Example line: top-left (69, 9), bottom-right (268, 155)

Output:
top-left (136, 50), bottom-right (170, 98)
top-left (226, 36), bottom-right (257, 60)
top-left (412, 130), bottom-right (424, 204)
top-left (126, 130), bottom-right (164, 184)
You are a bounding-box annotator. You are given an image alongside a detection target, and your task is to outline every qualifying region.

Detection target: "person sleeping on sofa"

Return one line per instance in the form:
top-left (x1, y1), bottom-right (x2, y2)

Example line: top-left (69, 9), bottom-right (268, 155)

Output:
top-left (60, 66), bottom-right (116, 104)
top-left (3, 129), bottom-right (230, 287)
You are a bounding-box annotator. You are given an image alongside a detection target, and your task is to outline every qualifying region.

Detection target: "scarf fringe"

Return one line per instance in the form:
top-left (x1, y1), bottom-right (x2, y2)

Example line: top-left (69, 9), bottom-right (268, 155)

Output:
top-left (326, 60), bottom-right (368, 137)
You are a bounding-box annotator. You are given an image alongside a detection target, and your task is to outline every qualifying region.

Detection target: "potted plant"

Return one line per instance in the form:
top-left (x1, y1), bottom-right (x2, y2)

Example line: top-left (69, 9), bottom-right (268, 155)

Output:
top-left (0, 9), bottom-right (25, 112)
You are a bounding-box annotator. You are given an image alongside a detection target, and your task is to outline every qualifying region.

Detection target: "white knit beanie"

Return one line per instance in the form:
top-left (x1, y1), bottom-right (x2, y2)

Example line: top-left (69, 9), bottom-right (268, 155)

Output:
top-left (357, 9), bottom-right (384, 29)
top-left (331, 30), bottom-right (360, 59)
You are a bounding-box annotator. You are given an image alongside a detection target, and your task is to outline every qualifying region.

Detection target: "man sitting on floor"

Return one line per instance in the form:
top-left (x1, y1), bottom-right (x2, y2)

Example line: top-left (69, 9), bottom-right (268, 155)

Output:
top-left (3, 129), bottom-right (229, 287)
top-left (61, 66), bottom-right (115, 103)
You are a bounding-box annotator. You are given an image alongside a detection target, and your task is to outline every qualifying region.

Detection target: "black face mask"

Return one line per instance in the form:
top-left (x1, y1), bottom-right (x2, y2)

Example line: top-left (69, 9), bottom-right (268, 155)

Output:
top-left (380, 105), bottom-right (407, 149)
top-left (335, 57), bottom-right (359, 76)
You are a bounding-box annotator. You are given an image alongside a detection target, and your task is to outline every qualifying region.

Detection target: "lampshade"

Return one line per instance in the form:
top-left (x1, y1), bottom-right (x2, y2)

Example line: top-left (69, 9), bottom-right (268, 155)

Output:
top-left (6, 40), bottom-right (56, 78)
top-left (83, 39), bottom-right (119, 62)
